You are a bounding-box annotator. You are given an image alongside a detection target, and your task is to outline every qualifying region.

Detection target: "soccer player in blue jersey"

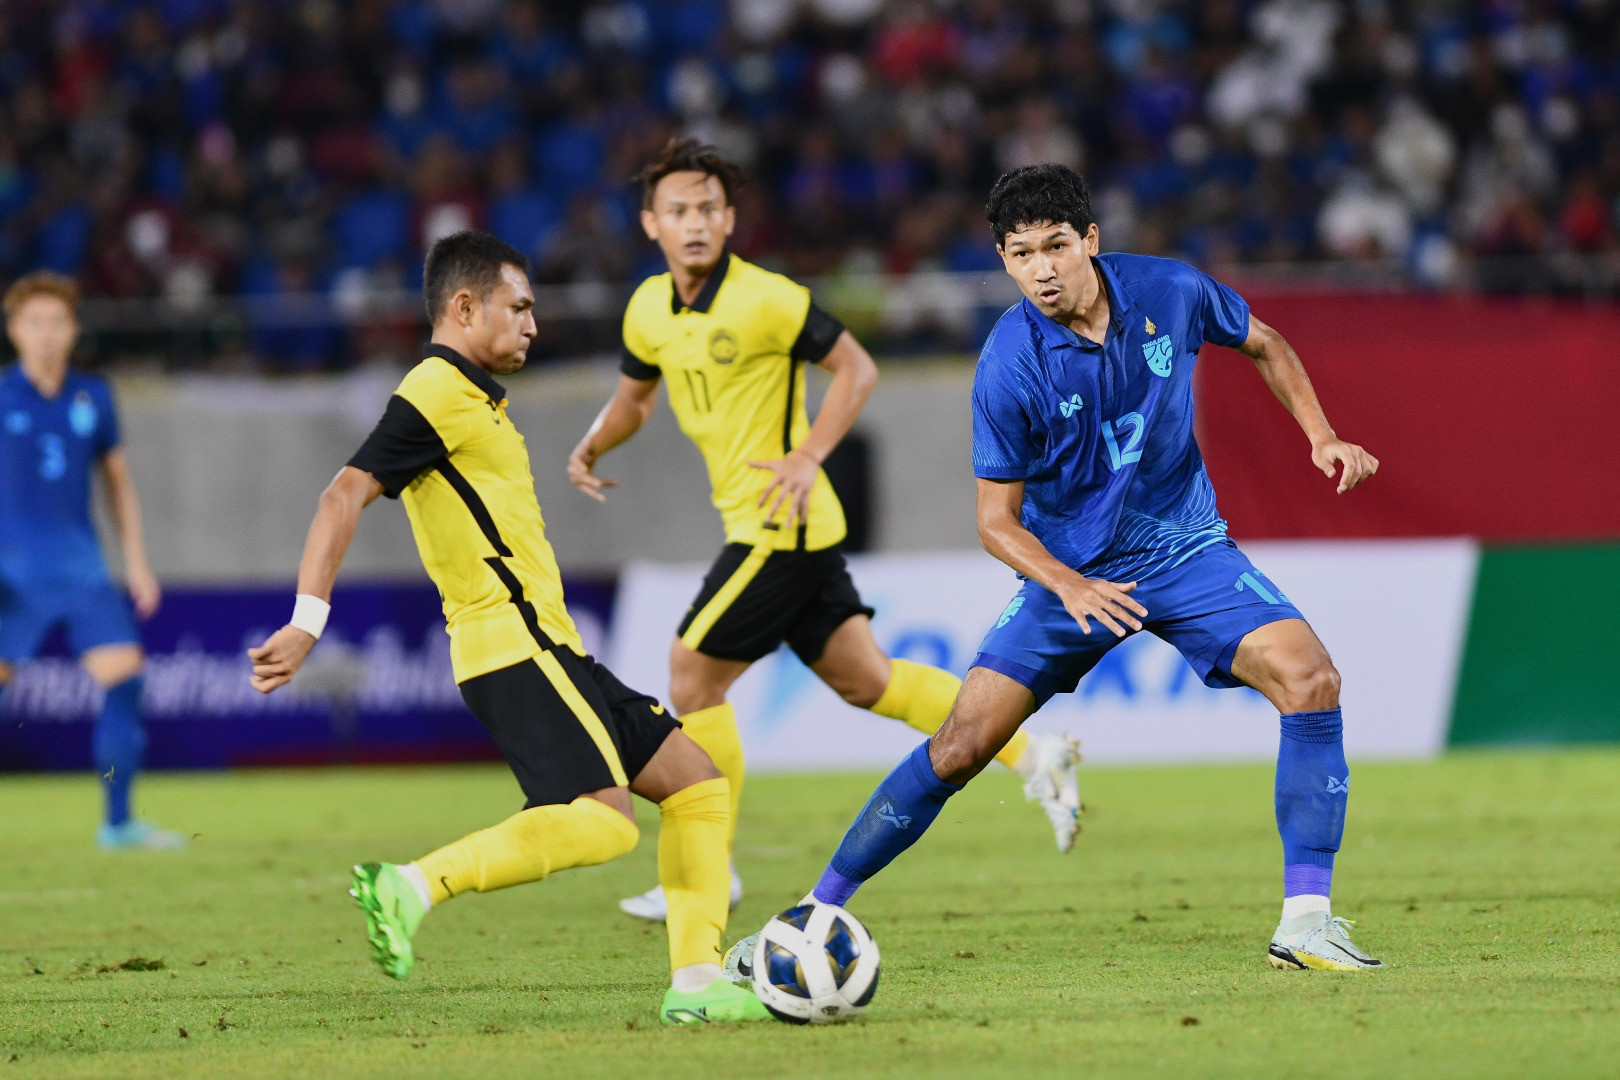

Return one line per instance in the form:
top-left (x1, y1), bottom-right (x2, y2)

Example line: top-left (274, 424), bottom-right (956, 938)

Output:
top-left (732, 163), bottom-right (1384, 973)
top-left (0, 272), bottom-right (179, 850)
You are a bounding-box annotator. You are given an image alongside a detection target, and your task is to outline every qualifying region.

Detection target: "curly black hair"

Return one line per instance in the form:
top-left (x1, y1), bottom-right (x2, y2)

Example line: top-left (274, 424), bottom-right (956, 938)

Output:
top-left (985, 164), bottom-right (1096, 245)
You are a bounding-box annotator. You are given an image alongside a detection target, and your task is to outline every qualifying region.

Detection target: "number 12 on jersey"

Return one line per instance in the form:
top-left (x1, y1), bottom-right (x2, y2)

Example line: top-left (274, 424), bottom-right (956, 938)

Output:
top-left (1101, 412), bottom-right (1146, 470)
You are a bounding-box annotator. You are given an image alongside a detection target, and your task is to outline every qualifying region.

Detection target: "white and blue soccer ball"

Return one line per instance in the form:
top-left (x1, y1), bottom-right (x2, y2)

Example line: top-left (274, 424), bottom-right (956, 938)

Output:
top-left (750, 902), bottom-right (880, 1024)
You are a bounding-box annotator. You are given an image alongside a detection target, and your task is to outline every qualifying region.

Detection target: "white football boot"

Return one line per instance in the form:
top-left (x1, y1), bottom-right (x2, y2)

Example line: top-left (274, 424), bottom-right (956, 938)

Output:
top-left (619, 860), bottom-right (744, 922)
top-left (1268, 912), bottom-right (1385, 970)
top-left (723, 931), bottom-right (758, 984)
top-left (1020, 732), bottom-right (1083, 853)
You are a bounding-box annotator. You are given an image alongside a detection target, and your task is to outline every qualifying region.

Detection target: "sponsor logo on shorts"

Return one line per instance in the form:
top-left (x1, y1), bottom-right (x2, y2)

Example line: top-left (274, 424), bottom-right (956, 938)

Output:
top-left (1057, 394), bottom-right (1084, 418)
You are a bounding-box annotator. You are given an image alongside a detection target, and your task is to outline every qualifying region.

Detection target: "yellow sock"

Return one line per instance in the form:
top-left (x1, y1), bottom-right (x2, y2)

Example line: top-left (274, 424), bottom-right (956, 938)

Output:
top-left (657, 777), bottom-right (732, 972)
top-left (871, 658), bottom-right (1029, 770)
top-left (677, 702), bottom-right (744, 847)
top-left (415, 796), bottom-right (638, 904)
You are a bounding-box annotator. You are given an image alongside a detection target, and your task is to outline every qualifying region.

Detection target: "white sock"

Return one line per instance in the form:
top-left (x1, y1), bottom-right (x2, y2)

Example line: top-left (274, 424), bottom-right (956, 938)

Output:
top-left (400, 862), bottom-right (434, 911)
top-left (1281, 894), bottom-right (1331, 920)
top-left (671, 962), bottom-right (723, 992)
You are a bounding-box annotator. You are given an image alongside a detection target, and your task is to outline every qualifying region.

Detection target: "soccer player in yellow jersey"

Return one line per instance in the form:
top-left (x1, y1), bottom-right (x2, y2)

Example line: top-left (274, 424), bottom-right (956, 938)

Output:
top-left (568, 140), bottom-right (1084, 923)
top-left (247, 231), bottom-right (770, 1024)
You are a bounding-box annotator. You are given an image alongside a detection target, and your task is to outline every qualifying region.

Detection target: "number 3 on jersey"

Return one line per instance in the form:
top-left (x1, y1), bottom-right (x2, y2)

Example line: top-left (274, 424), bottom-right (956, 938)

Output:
top-left (1101, 412), bottom-right (1145, 470)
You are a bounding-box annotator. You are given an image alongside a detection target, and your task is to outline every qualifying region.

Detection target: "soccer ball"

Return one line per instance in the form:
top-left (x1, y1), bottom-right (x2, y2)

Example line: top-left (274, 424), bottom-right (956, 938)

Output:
top-left (751, 902), bottom-right (880, 1024)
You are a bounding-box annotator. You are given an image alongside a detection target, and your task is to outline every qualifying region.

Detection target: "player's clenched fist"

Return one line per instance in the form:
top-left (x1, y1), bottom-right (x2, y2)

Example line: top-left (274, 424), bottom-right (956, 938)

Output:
top-left (1057, 576), bottom-right (1148, 638)
top-left (1311, 437), bottom-right (1378, 494)
top-left (247, 625), bottom-right (317, 693)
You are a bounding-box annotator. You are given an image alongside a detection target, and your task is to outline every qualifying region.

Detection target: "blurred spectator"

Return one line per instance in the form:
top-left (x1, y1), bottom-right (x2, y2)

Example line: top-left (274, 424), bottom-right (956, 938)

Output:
top-left (1, 0), bottom-right (1619, 370)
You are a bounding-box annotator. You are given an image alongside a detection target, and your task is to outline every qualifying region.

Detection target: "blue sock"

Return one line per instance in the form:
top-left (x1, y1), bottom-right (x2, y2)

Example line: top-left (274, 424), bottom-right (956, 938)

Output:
top-left (1276, 708), bottom-right (1347, 898)
top-left (812, 740), bottom-right (963, 906)
top-left (93, 676), bottom-right (147, 828)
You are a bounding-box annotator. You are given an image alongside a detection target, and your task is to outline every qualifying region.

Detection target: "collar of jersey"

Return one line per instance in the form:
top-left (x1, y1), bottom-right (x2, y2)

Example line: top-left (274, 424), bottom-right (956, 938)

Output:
top-left (423, 344), bottom-right (505, 403)
top-left (670, 252), bottom-right (732, 315)
top-left (1024, 256), bottom-right (1132, 352)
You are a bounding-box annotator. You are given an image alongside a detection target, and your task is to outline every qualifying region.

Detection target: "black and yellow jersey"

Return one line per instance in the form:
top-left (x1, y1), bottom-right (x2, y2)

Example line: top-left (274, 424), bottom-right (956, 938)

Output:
top-left (348, 345), bottom-right (581, 683)
top-left (620, 253), bottom-right (847, 552)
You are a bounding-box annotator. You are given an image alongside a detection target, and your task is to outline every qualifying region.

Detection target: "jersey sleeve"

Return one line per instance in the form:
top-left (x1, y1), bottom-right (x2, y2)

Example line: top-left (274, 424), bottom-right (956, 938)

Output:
top-left (971, 355), bottom-right (1041, 480)
top-left (347, 394), bottom-right (450, 499)
top-left (93, 379), bottom-right (121, 456)
top-left (789, 302), bottom-right (845, 363)
top-left (1190, 268), bottom-right (1251, 348)
top-left (619, 286), bottom-right (661, 380)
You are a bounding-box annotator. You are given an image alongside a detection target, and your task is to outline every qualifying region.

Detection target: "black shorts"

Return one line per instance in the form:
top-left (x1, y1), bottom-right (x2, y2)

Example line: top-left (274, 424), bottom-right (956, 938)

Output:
top-left (459, 650), bottom-right (680, 808)
top-left (675, 543), bottom-right (876, 665)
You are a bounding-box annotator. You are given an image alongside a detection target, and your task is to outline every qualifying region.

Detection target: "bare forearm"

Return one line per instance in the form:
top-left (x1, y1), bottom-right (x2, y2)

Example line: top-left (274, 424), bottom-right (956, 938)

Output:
top-left (578, 387), bottom-right (656, 461)
top-left (1243, 320), bottom-right (1334, 445)
top-left (979, 518), bottom-right (1081, 595)
top-left (295, 473), bottom-right (374, 599)
top-left (109, 479), bottom-right (150, 574)
top-left (100, 453), bottom-right (151, 575)
top-left (799, 335), bottom-right (877, 465)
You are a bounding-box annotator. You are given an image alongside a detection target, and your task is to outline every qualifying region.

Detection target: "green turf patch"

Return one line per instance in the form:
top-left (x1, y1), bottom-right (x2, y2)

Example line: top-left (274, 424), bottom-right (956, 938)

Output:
top-left (1, 752), bottom-right (1617, 1079)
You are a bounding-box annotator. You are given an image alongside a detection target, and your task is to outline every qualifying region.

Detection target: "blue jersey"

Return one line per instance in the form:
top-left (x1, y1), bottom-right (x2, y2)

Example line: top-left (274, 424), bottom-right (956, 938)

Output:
top-left (0, 364), bottom-right (121, 585)
top-left (971, 252), bottom-right (1251, 581)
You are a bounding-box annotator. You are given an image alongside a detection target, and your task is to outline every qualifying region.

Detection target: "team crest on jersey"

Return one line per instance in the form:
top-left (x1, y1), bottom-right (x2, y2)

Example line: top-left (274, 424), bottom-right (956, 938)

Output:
top-left (69, 393), bottom-right (98, 437)
top-left (1144, 317), bottom-right (1156, 334)
top-left (1142, 334), bottom-right (1173, 377)
top-left (708, 328), bottom-right (739, 364)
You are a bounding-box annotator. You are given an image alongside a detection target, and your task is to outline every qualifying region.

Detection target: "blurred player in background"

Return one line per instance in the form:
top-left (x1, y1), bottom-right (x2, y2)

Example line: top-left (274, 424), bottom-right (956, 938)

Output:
top-left (569, 139), bottom-right (1084, 923)
top-left (248, 231), bottom-right (771, 1024)
top-left (740, 163), bottom-right (1384, 974)
top-left (0, 272), bottom-right (177, 850)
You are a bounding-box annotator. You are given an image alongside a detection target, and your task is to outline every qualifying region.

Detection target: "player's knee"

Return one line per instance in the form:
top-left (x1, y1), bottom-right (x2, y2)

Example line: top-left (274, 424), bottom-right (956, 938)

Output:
top-left (668, 672), bottom-right (725, 715)
top-left (1281, 658), bottom-right (1340, 713)
top-left (832, 669), bottom-right (887, 710)
top-left (928, 716), bottom-right (998, 784)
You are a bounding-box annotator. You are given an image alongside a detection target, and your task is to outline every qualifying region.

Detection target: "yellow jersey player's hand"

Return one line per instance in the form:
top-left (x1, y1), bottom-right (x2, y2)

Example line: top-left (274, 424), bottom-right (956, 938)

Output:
top-left (567, 443), bottom-right (619, 503)
top-left (749, 447), bottom-right (820, 527)
top-left (248, 624), bottom-right (317, 693)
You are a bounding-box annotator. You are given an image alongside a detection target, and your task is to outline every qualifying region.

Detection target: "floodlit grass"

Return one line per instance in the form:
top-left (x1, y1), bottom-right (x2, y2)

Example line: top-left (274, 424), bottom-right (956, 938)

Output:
top-left (2, 751), bottom-right (1617, 1079)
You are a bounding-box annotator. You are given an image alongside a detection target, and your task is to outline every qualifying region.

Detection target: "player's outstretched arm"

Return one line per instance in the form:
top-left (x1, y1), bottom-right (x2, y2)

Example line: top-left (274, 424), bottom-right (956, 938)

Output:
top-left (248, 466), bottom-right (383, 693)
top-left (568, 374), bottom-right (660, 502)
top-left (976, 478), bottom-right (1146, 637)
top-left (1239, 315), bottom-right (1378, 494)
top-left (748, 330), bottom-right (877, 525)
top-left (99, 447), bottom-right (162, 619)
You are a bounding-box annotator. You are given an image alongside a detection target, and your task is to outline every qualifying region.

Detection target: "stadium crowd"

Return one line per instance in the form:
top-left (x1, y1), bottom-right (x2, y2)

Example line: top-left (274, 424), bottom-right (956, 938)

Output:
top-left (2, 0), bottom-right (1619, 367)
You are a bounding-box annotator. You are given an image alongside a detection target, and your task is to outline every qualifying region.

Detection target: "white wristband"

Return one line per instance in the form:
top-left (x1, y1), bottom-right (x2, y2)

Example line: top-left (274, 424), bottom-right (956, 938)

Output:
top-left (290, 594), bottom-right (331, 639)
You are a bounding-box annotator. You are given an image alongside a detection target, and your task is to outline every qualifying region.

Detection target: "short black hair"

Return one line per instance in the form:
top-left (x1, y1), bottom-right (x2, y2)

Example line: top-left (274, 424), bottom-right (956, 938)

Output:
top-left (638, 137), bottom-right (744, 209)
top-left (985, 164), bottom-right (1096, 245)
top-left (422, 230), bottom-right (530, 323)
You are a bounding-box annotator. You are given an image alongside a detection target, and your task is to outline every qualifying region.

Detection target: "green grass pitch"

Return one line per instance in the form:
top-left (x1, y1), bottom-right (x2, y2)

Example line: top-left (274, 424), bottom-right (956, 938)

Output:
top-left (2, 750), bottom-right (1617, 1079)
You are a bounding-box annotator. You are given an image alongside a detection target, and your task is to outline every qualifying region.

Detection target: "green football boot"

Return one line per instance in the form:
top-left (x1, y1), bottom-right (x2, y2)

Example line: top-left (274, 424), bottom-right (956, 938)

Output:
top-left (349, 862), bottom-right (427, 980)
top-left (660, 977), bottom-right (774, 1025)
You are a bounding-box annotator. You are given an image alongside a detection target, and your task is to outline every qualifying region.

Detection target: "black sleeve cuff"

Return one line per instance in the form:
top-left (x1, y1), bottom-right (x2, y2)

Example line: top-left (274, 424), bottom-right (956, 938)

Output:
top-left (790, 303), bottom-right (845, 363)
top-left (347, 395), bottom-right (449, 498)
top-left (620, 346), bottom-right (661, 380)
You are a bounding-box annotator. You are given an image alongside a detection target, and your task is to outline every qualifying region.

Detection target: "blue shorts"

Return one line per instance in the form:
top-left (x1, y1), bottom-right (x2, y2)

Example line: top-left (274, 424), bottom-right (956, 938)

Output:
top-left (973, 540), bottom-right (1304, 707)
top-left (0, 577), bottom-right (140, 662)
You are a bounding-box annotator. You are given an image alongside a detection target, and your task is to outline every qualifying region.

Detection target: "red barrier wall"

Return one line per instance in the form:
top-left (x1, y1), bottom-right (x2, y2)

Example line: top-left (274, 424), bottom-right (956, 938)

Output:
top-left (1195, 292), bottom-right (1620, 541)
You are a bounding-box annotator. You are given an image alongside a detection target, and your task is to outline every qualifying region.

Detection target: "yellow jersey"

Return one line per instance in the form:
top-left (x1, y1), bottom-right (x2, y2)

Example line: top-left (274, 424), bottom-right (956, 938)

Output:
top-left (348, 346), bottom-right (582, 683)
top-left (620, 253), bottom-right (848, 552)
